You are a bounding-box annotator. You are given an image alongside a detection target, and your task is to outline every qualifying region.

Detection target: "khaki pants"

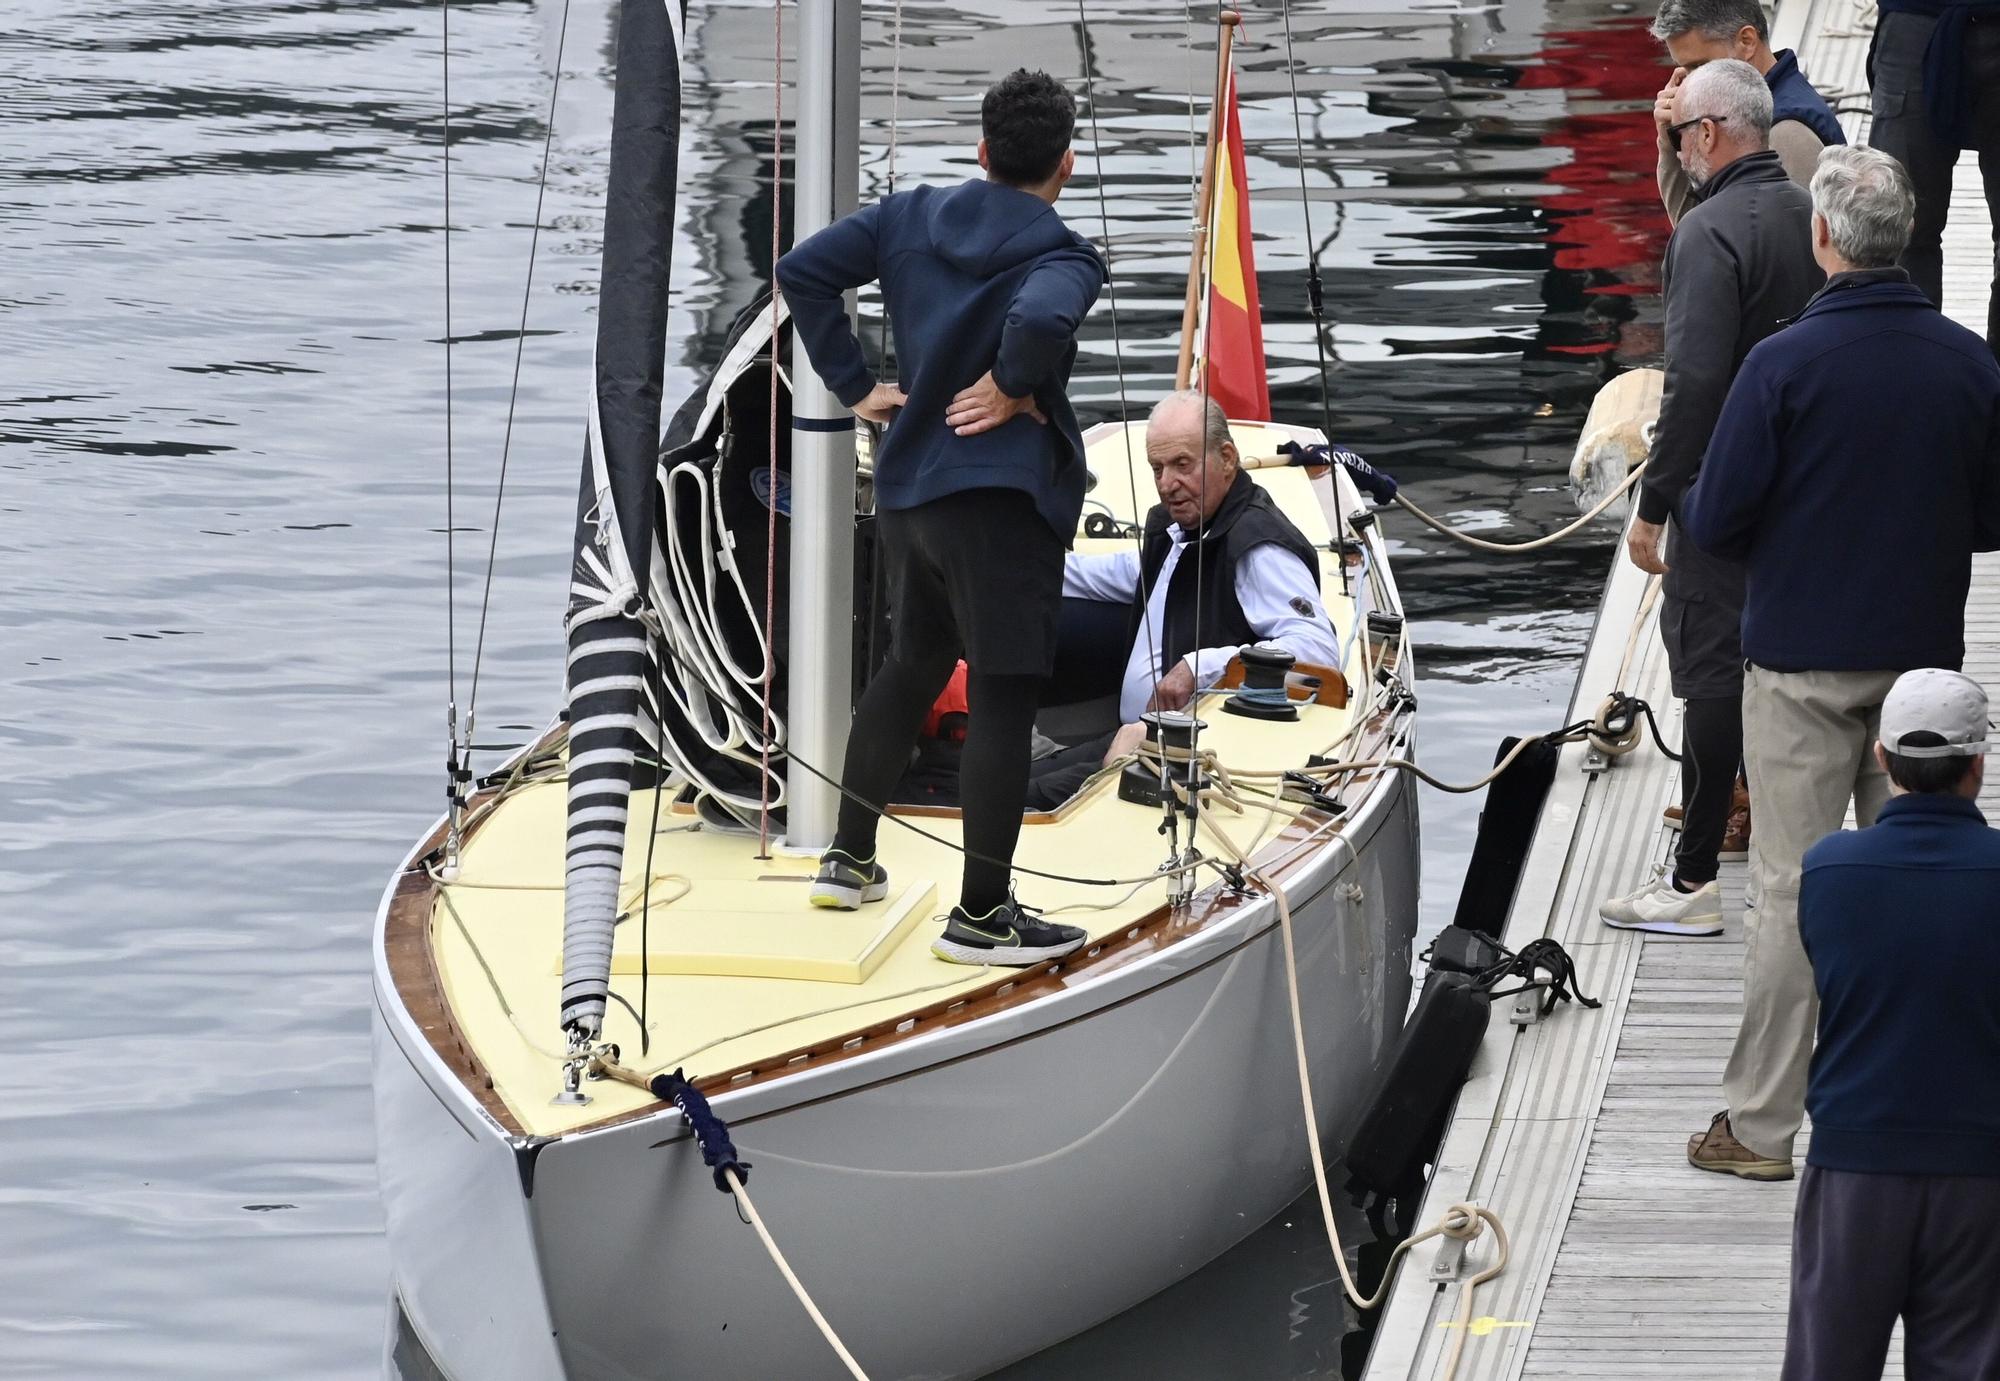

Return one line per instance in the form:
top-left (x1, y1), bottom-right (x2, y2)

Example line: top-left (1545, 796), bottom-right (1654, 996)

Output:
top-left (1726, 665), bottom-right (1898, 1160)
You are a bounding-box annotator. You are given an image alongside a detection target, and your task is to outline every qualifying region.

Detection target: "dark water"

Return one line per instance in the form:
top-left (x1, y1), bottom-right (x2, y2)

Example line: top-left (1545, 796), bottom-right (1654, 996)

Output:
top-left (0, 1), bottom-right (1666, 1376)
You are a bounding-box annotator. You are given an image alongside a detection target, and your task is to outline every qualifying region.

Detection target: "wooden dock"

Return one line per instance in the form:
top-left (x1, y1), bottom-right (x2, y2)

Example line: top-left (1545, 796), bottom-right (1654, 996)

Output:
top-left (1359, 2), bottom-right (1998, 1377)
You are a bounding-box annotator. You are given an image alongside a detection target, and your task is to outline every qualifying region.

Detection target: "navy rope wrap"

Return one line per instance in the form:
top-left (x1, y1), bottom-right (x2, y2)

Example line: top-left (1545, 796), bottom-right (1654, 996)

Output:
top-left (1277, 438), bottom-right (1399, 504)
top-left (652, 1068), bottom-right (751, 1193)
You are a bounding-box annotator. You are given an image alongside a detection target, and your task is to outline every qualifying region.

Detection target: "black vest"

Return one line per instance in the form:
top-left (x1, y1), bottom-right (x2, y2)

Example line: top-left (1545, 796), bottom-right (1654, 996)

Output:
top-left (1130, 468), bottom-right (1325, 675)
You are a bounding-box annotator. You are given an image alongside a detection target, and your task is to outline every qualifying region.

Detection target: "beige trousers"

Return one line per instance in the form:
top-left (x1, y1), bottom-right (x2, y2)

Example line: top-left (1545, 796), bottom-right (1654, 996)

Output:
top-left (1726, 665), bottom-right (1899, 1160)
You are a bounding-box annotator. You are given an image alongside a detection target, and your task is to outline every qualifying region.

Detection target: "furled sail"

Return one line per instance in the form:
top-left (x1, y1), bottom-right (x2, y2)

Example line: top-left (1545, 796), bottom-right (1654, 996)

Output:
top-left (560, 0), bottom-right (685, 1039)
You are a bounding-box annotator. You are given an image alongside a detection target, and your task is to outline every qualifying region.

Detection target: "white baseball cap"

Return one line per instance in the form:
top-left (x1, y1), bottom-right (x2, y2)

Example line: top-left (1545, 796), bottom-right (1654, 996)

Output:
top-left (1879, 668), bottom-right (1993, 759)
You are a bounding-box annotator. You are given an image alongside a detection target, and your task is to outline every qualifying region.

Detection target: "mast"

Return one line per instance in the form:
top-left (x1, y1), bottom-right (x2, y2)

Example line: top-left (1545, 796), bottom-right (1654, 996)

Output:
top-left (1175, 10), bottom-right (1239, 391)
top-left (557, 0), bottom-right (684, 1078)
top-left (782, 0), bottom-right (863, 850)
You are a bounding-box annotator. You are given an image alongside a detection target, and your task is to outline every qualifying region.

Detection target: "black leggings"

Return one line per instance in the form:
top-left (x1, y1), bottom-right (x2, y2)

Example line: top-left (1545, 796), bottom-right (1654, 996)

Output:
top-left (831, 650), bottom-right (1040, 915)
top-left (1676, 694), bottom-right (1743, 887)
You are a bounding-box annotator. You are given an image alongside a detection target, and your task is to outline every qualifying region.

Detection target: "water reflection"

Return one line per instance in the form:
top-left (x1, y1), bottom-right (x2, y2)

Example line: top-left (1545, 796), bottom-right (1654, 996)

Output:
top-left (0, 1), bottom-right (1662, 1375)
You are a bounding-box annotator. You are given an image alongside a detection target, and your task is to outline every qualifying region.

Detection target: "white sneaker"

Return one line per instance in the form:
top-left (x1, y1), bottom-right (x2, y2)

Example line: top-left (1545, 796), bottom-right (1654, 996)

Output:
top-left (1598, 865), bottom-right (1723, 936)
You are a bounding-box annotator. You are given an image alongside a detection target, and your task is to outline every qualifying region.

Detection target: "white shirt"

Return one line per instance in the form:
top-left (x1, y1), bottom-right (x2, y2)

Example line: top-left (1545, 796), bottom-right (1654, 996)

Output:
top-left (1063, 532), bottom-right (1342, 723)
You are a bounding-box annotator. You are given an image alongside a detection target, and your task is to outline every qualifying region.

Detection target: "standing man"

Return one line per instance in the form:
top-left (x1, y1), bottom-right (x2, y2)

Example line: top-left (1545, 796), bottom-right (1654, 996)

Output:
top-left (1598, 60), bottom-right (1822, 938)
top-left (1781, 669), bottom-right (2000, 1380)
top-left (775, 69), bottom-right (1105, 967)
top-left (1649, 0), bottom-right (1846, 224)
top-left (1681, 145), bottom-right (2000, 1178)
top-left (1870, 0), bottom-right (2000, 358)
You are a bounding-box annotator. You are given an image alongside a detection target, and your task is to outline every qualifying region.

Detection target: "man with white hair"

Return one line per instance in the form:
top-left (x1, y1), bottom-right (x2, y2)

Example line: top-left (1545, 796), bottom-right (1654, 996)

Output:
top-left (1780, 669), bottom-right (2000, 1378)
top-left (1648, 0), bottom-right (1844, 224)
top-left (1599, 59), bottom-right (1822, 938)
top-left (1682, 145), bottom-right (2000, 1179)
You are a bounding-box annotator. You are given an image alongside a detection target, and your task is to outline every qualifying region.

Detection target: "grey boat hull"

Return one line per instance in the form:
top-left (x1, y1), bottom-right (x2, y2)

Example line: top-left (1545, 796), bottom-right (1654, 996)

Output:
top-left (374, 757), bottom-right (1419, 1380)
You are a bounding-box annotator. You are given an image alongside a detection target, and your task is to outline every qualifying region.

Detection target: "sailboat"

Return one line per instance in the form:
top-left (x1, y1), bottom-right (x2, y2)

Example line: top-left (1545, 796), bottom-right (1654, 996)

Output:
top-left (374, 2), bottom-right (1421, 1377)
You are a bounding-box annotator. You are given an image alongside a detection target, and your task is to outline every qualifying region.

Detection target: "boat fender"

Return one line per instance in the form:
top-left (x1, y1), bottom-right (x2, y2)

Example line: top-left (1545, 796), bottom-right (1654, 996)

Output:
top-left (648, 1068), bottom-right (751, 1193)
top-left (1422, 924), bottom-right (1508, 977)
top-left (1344, 969), bottom-right (1492, 1204)
top-left (1449, 734), bottom-right (1561, 940)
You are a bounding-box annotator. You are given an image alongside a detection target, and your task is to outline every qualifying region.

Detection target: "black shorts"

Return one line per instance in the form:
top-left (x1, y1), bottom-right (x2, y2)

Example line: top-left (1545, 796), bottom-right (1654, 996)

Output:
top-left (878, 487), bottom-right (1065, 677)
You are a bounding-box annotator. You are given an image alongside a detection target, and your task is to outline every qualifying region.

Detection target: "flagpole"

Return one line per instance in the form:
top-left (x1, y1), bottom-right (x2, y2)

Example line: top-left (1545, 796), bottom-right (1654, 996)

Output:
top-left (1176, 9), bottom-right (1240, 391)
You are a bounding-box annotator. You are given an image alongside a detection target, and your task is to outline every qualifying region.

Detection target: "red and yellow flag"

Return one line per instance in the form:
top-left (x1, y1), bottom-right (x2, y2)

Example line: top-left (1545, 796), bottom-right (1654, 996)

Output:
top-left (1199, 70), bottom-right (1269, 422)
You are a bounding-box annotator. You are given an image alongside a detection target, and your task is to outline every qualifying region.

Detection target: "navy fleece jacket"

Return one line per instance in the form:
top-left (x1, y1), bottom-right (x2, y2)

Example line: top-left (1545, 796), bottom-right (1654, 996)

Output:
top-left (774, 179), bottom-right (1105, 541)
top-left (1801, 792), bottom-right (2000, 1177)
top-left (1682, 275), bottom-right (2000, 671)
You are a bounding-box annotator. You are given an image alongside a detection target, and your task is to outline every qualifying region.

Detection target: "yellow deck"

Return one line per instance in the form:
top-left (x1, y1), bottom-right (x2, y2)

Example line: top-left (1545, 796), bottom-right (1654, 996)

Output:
top-left (429, 422), bottom-right (1375, 1136)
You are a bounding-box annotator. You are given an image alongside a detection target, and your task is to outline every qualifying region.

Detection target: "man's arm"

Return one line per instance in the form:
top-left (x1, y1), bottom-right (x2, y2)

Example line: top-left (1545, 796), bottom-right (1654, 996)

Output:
top-left (1182, 543), bottom-right (1340, 690)
top-left (1639, 219), bottom-right (1743, 528)
top-left (773, 202), bottom-right (884, 409)
top-left (1061, 547), bottom-right (1141, 603)
top-left (1681, 359), bottom-right (1782, 559)
top-left (1974, 393), bottom-right (2000, 552)
top-left (989, 244), bottom-right (1106, 400)
top-left (1656, 130), bottom-right (1695, 227)
top-left (1770, 120), bottom-right (1827, 193)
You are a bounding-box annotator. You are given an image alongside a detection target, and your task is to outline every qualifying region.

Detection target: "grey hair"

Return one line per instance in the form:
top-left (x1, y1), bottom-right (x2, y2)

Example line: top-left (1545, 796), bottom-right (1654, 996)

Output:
top-left (1679, 58), bottom-right (1773, 145)
top-left (1151, 389), bottom-right (1232, 455)
top-left (1811, 145), bottom-right (1916, 267)
top-left (1650, 0), bottom-right (1769, 43)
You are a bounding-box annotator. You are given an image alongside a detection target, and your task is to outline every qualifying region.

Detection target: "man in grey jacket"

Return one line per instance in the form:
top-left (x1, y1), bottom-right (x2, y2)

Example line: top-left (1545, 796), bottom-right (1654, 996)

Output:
top-left (1600, 60), bottom-right (1823, 936)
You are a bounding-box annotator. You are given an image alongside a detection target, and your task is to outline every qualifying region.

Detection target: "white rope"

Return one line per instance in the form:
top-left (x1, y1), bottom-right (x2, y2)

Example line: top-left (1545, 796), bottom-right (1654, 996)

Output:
top-left (727, 1169), bottom-right (873, 1380)
top-left (1391, 458), bottom-right (1646, 554)
top-left (1196, 811), bottom-right (1510, 1381)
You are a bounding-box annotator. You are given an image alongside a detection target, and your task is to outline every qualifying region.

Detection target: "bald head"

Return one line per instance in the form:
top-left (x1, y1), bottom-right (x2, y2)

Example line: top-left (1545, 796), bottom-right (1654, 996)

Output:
top-left (1146, 389), bottom-right (1239, 529)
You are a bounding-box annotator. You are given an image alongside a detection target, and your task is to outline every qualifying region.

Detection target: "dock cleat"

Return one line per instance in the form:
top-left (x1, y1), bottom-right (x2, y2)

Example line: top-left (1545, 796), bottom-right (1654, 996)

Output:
top-left (1598, 865), bottom-right (1722, 937)
top-left (809, 850), bottom-right (889, 910)
top-left (931, 897), bottom-right (1086, 967)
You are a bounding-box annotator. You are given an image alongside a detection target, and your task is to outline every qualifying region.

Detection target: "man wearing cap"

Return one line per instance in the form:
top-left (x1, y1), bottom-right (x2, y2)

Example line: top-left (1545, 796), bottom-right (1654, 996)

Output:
top-left (1681, 144), bottom-right (2000, 1179)
top-left (1779, 669), bottom-right (2000, 1380)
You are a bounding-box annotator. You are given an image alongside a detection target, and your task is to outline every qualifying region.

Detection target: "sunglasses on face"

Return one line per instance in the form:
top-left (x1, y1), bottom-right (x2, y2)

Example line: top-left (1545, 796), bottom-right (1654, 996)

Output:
top-left (1667, 112), bottom-right (1729, 153)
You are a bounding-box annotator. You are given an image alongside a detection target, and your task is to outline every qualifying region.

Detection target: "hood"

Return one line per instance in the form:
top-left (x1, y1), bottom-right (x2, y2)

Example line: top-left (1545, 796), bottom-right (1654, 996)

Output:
top-left (927, 178), bottom-right (1080, 278)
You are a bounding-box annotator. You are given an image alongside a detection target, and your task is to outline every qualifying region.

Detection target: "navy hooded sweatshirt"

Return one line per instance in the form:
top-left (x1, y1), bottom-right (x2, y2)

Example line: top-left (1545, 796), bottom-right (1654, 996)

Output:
top-left (1801, 792), bottom-right (2000, 1177)
top-left (774, 179), bottom-right (1106, 542)
top-left (1682, 273), bottom-right (2000, 672)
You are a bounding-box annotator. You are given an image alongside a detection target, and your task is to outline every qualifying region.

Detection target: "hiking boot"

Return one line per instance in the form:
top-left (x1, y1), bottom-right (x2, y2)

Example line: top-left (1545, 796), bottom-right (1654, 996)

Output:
top-left (1687, 1110), bottom-right (1793, 1181)
top-left (1662, 803), bottom-right (1684, 830)
top-left (1719, 777), bottom-right (1751, 862)
top-left (809, 850), bottom-right (888, 910)
top-left (1598, 865), bottom-right (1723, 937)
top-left (931, 897), bottom-right (1087, 967)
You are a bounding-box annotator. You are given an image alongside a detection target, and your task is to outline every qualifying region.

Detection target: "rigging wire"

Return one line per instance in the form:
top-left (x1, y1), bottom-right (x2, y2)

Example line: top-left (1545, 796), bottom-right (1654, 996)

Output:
top-left (758, 0), bottom-right (785, 858)
top-left (441, 0), bottom-right (458, 717)
top-left (465, 0), bottom-right (574, 732)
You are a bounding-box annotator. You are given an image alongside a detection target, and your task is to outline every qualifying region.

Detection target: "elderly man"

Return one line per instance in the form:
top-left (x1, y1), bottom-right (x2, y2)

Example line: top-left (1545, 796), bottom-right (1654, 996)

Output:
top-left (1599, 59), bottom-right (1822, 939)
top-left (1025, 391), bottom-right (1337, 807)
top-left (1681, 146), bottom-right (2000, 1179)
top-left (1649, 0), bottom-right (1845, 225)
top-left (1780, 669), bottom-right (2000, 1380)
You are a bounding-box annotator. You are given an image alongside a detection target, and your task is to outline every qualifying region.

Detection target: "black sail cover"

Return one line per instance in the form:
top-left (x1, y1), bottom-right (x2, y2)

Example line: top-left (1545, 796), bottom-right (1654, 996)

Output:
top-left (560, 0), bottom-right (685, 1038)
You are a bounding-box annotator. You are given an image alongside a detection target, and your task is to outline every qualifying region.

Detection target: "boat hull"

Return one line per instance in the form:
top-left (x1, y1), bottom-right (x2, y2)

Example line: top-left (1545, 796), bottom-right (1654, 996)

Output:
top-left (377, 767), bottom-right (1418, 1380)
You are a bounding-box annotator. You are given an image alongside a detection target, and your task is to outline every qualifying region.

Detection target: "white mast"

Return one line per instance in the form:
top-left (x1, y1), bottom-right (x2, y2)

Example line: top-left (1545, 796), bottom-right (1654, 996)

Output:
top-left (783, 0), bottom-right (862, 849)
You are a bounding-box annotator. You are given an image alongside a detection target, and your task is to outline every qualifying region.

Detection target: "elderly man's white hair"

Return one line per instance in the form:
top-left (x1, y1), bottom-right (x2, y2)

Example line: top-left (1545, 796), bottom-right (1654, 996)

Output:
top-left (1149, 389), bottom-right (1232, 455)
top-left (1680, 58), bottom-right (1774, 145)
top-left (1811, 145), bottom-right (1916, 268)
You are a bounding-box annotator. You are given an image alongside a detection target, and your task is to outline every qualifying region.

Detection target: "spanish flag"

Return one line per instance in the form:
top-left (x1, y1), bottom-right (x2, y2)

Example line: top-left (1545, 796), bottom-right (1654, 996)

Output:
top-left (1200, 69), bottom-right (1269, 422)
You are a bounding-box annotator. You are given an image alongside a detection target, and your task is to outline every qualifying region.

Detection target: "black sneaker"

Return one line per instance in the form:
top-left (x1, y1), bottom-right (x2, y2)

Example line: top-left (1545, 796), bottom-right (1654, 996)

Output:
top-left (931, 897), bottom-right (1087, 967)
top-left (809, 850), bottom-right (888, 910)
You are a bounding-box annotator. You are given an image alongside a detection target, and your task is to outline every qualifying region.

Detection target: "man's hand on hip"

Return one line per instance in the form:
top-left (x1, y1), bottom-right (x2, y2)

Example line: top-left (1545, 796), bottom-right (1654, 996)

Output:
top-left (1146, 660), bottom-right (1197, 713)
top-left (946, 371), bottom-right (1047, 436)
top-left (851, 381), bottom-right (908, 426)
top-left (1627, 517), bottom-right (1670, 575)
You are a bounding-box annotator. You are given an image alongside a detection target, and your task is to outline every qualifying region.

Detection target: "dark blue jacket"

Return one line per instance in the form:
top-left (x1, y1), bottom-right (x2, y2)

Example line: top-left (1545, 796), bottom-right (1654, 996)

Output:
top-left (1682, 274), bottom-right (2000, 671)
top-left (1766, 49), bottom-right (1847, 149)
top-left (1801, 792), bottom-right (2000, 1177)
top-left (775, 179), bottom-right (1106, 541)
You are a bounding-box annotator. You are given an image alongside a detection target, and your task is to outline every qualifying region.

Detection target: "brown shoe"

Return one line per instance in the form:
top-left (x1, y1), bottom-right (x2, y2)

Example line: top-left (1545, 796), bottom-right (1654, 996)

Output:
top-left (1663, 803), bottom-right (1684, 829)
top-left (1687, 1110), bottom-right (1792, 1180)
top-left (1719, 776), bottom-right (1751, 861)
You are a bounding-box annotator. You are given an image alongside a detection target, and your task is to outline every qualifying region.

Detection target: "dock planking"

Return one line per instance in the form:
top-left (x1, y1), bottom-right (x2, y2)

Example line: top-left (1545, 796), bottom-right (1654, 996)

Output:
top-left (1360, 1), bottom-right (1995, 1377)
